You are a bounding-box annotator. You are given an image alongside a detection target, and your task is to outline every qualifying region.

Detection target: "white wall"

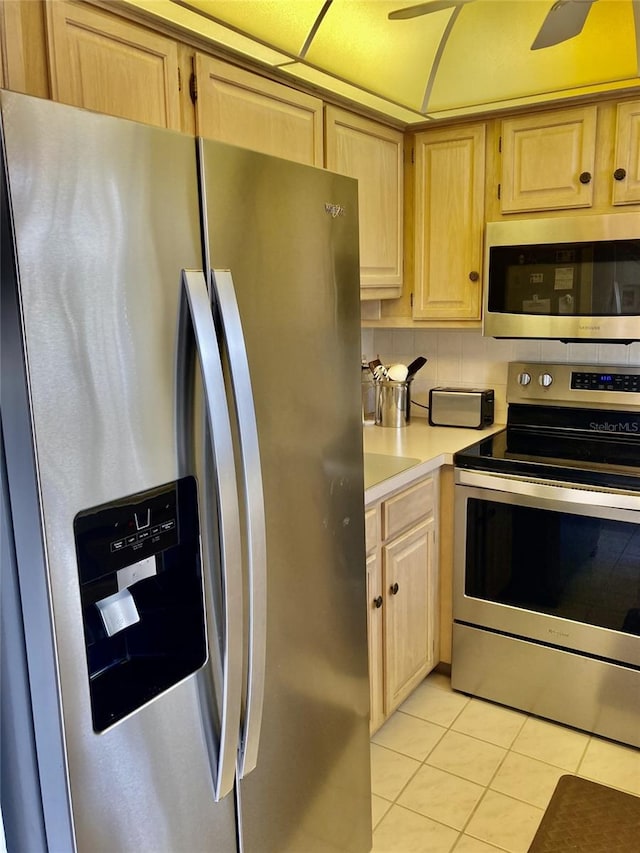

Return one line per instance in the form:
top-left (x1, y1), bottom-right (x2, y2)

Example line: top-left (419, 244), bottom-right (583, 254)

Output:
top-left (361, 327), bottom-right (640, 423)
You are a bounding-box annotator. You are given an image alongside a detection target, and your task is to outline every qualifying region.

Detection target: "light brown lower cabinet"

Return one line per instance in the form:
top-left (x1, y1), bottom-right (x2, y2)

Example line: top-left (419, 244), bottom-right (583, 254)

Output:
top-left (366, 544), bottom-right (385, 733)
top-left (366, 475), bottom-right (439, 735)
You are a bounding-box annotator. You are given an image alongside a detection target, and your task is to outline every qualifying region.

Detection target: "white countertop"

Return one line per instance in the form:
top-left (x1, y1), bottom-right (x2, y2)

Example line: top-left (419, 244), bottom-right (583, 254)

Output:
top-left (363, 419), bottom-right (504, 504)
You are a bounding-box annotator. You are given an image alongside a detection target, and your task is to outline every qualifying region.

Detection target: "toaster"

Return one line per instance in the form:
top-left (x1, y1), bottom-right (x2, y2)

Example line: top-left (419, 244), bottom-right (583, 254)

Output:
top-left (428, 387), bottom-right (494, 429)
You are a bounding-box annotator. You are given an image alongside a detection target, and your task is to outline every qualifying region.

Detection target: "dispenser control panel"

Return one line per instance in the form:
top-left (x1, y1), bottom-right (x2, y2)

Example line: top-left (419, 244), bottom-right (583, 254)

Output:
top-left (73, 477), bottom-right (206, 732)
top-left (75, 483), bottom-right (181, 584)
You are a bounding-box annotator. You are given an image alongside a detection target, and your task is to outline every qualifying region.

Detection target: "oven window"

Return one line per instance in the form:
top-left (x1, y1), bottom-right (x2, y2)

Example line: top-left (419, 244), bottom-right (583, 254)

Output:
top-left (465, 499), bottom-right (640, 636)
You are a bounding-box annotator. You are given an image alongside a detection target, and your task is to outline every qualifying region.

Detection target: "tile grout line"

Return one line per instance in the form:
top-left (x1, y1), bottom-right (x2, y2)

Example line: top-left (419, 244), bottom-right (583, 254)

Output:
top-left (371, 673), bottom-right (640, 849)
top-left (374, 688), bottom-right (535, 847)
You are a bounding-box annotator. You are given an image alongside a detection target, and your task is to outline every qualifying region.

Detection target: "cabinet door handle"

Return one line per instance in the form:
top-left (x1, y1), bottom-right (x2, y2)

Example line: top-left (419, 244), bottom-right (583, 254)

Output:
top-left (468, 270), bottom-right (480, 282)
top-left (390, 582), bottom-right (399, 595)
top-left (373, 595), bottom-right (383, 609)
top-left (613, 168), bottom-right (627, 181)
top-left (579, 171), bottom-right (592, 184)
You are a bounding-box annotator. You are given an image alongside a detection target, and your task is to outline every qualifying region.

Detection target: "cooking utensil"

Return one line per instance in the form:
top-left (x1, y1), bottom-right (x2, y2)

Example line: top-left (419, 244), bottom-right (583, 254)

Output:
top-left (387, 363), bottom-right (408, 381)
top-left (406, 356), bottom-right (427, 379)
top-left (373, 364), bottom-right (388, 380)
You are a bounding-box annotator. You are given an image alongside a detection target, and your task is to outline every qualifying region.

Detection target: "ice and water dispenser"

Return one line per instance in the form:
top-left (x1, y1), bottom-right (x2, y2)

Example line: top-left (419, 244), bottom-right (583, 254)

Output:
top-left (73, 476), bottom-right (206, 732)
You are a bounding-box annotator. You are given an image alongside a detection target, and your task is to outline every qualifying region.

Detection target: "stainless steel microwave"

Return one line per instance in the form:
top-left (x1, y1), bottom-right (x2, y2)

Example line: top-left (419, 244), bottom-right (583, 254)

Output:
top-left (483, 213), bottom-right (640, 342)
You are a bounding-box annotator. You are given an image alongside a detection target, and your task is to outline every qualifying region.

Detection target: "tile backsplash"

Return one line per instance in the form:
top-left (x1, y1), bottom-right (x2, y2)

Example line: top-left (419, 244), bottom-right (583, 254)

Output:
top-left (361, 328), bottom-right (640, 424)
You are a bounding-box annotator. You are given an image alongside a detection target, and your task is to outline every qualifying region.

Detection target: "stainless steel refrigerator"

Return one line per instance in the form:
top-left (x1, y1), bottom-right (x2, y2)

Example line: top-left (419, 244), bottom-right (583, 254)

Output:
top-left (0, 90), bottom-right (371, 853)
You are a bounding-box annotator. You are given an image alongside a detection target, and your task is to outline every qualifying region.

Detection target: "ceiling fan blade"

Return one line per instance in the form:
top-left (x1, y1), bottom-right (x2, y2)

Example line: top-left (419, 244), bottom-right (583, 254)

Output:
top-left (388, 0), bottom-right (471, 21)
top-left (531, 0), bottom-right (597, 50)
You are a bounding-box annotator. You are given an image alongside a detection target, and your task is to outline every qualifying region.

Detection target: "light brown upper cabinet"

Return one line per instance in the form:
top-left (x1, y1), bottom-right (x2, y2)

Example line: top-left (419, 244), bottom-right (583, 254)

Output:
top-left (45, 1), bottom-right (181, 130)
top-left (500, 105), bottom-right (597, 213)
top-left (193, 54), bottom-right (323, 166)
top-left (0, 1), bottom-right (50, 98)
top-left (612, 100), bottom-right (640, 206)
top-left (324, 107), bottom-right (403, 299)
top-left (412, 123), bottom-right (485, 321)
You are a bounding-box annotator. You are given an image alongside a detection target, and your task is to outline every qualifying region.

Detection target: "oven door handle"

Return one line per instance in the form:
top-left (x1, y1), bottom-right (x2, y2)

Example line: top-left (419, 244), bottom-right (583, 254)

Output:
top-left (455, 469), bottom-right (640, 513)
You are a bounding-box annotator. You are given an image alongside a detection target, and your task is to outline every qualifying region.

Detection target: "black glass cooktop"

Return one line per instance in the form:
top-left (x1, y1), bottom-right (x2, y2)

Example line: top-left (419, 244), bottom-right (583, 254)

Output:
top-left (455, 404), bottom-right (640, 492)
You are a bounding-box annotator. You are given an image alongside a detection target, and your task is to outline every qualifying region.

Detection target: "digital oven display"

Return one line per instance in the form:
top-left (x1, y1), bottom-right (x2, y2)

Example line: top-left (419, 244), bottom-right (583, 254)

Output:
top-left (571, 371), bottom-right (640, 392)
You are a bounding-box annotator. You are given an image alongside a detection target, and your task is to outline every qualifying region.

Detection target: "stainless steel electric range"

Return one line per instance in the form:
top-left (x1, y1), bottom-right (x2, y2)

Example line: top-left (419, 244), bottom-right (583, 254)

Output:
top-left (452, 361), bottom-right (640, 747)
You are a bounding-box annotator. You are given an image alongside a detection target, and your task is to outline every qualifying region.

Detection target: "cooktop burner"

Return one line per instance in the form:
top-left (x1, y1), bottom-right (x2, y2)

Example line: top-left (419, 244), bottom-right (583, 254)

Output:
top-left (456, 429), bottom-right (640, 490)
top-left (455, 362), bottom-right (640, 491)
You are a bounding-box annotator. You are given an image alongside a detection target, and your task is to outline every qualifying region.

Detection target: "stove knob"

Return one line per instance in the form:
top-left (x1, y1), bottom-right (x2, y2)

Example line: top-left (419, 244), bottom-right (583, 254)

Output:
top-left (539, 372), bottom-right (553, 388)
top-left (518, 372), bottom-right (532, 386)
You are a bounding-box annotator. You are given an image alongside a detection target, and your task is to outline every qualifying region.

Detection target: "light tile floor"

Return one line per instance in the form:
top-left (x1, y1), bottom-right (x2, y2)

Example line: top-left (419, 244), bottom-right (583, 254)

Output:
top-left (370, 671), bottom-right (640, 853)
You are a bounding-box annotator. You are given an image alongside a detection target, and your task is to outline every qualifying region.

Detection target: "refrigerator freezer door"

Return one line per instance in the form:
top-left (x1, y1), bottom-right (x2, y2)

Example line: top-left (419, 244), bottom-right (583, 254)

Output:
top-left (1, 430), bottom-right (48, 852)
top-left (1, 92), bottom-right (237, 851)
top-left (200, 142), bottom-right (372, 853)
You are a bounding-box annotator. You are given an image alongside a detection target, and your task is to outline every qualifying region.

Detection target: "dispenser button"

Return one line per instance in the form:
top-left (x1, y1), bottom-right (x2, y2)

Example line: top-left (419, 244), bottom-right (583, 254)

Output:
top-left (96, 588), bottom-right (140, 637)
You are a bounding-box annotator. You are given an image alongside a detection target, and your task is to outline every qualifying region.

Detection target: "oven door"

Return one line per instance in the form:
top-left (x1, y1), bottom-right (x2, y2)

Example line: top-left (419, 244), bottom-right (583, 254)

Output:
top-left (454, 468), bottom-right (640, 668)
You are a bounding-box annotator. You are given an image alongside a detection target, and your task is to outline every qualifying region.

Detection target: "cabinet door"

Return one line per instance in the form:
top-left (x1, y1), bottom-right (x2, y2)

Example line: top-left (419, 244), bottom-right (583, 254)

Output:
top-left (325, 106), bottom-right (403, 298)
top-left (194, 54), bottom-right (323, 166)
top-left (383, 518), bottom-right (436, 715)
top-left (45, 1), bottom-right (181, 129)
top-left (413, 124), bottom-right (485, 320)
top-left (366, 550), bottom-right (385, 734)
top-left (0, 0), bottom-right (49, 98)
top-left (365, 507), bottom-right (379, 556)
top-left (612, 100), bottom-right (640, 206)
top-left (500, 106), bottom-right (597, 212)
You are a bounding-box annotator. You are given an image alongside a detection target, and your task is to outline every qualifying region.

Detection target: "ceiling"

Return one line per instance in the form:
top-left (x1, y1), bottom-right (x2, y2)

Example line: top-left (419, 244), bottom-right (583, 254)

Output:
top-left (121, 0), bottom-right (640, 125)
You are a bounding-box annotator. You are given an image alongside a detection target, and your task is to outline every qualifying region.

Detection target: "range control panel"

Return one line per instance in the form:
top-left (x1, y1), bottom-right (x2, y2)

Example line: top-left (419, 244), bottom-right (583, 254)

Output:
top-left (571, 371), bottom-right (640, 393)
top-left (507, 362), bottom-right (640, 412)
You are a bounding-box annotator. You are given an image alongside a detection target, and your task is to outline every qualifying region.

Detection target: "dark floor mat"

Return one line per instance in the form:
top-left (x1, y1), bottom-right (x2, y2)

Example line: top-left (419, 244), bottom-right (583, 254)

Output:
top-left (528, 774), bottom-right (640, 852)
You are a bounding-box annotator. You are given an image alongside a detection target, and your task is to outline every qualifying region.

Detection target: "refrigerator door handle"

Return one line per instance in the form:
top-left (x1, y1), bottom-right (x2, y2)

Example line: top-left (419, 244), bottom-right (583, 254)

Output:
top-left (178, 269), bottom-right (243, 802)
top-left (210, 269), bottom-right (267, 779)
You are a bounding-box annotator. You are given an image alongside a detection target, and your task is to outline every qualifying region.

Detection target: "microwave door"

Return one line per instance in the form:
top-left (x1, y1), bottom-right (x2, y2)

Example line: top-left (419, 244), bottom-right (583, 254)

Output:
top-left (612, 280), bottom-right (622, 315)
top-left (483, 214), bottom-right (640, 342)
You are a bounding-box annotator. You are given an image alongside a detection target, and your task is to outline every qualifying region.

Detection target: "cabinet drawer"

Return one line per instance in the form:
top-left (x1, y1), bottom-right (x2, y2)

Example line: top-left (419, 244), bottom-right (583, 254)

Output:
top-left (383, 478), bottom-right (434, 540)
top-left (365, 507), bottom-right (379, 554)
